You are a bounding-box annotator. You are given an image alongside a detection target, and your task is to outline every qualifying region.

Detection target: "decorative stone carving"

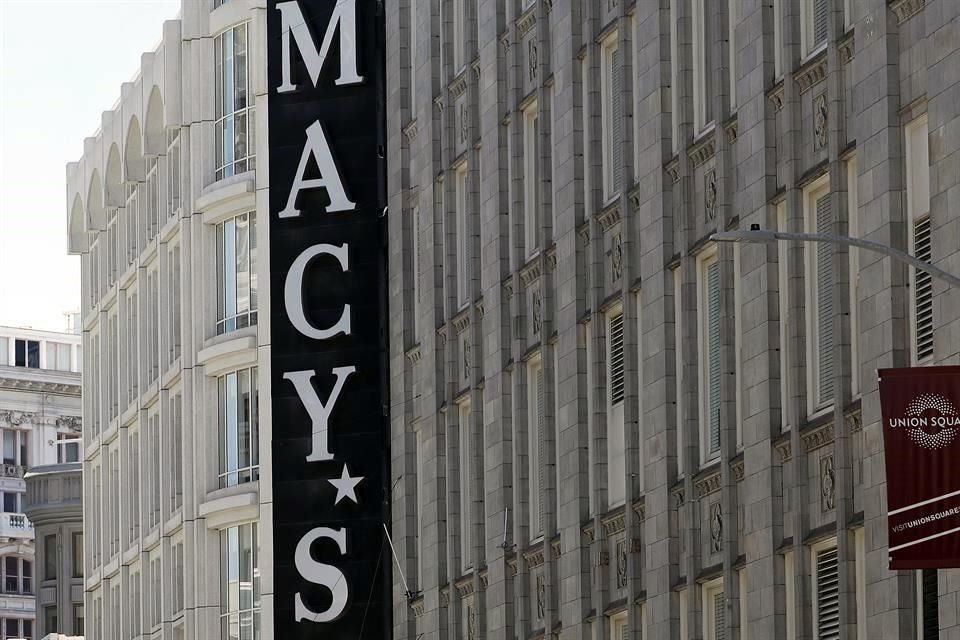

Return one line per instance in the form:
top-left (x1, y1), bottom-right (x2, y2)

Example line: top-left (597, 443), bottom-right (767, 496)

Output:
top-left (705, 169), bottom-right (718, 221)
top-left (0, 411), bottom-right (34, 427)
top-left (814, 93), bottom-right (828, 150)
top-left (709, 502), bottom-right (723, 553)
top-left (528, 39), bottom-right (539, 82)
top-left (56, 415), bottom-right (82, 432)
top-left (611, 233), bottom-right (623, 282)
top-left (532, 290), bottom-right (543, 336)
top-left (460, 103), bottom-right (469, 144)
top-left (463, 339), bottom-right (471, 380)
top-left (467, 603), bottom-right (477, 640)
top-left (891, 0), bottom-right (926, 24)
top-left (820, 454), bottom-right (836, 511)
top-left (615, 539), bottom-right (628, 589)
top-left (536, 573), bottom-right (546, 619)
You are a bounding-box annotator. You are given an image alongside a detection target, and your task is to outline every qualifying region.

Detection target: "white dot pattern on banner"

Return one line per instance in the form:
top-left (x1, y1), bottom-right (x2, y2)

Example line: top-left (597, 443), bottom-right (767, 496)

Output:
top-left (903, 393), bottom-right (959, 450)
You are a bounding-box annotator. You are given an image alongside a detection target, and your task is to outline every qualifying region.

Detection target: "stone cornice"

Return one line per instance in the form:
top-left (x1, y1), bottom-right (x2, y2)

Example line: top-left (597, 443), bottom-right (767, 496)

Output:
top-left (523, 545), bottom-right (545, 568)
top-left (596, 200), bottom-right (621, 232)
top-left (768, 80), bottom-right (785, 112)
top-left (601, 508), bottom-right (626, 536)
top-left (519, 256), bottom-right (543, 289)
top-left (694, 468), bottom-right (722, 498)
top-left (795, 50), bottom-right (827, 94)
top-left (517, 7), bottom-right (537, 36)
top-left (688, 129), bottom-right (716, 168)
top-left (890, 0), bottom-right (926, 23)
top-left (0, 375), bottom-right (80, 395)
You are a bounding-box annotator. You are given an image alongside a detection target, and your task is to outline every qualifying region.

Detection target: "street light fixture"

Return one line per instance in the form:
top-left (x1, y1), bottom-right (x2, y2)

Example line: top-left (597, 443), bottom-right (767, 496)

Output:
top-left (710, 228), bottom-right (960, 290)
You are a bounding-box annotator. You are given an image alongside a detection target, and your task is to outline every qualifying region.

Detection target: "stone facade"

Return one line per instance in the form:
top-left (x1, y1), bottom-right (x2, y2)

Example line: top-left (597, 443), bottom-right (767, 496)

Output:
top-left (385, 1), bottom-right (960, 640)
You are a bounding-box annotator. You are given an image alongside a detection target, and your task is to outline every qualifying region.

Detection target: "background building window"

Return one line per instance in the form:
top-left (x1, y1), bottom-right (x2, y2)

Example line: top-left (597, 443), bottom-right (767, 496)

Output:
top-left (57, 433), bottom-right (80, 464)
top-left (805, 180), bottom-right (834, 411)
top-left (14, 339), bottom-right (39, 368)
top-left (220, 523), bottom-right (260, 640)
top-left (523, 105), bottom-right (541, 256)
top-left (692, 0), bottom-right (714, 132)
top-left (166, 129), bottom-right (181, 220)
top-left (803, 0), bottom-right (829, 56)
top-left (215, 22), bottom-right (255, 180)
top-left (601, 34), bottom-right (622, 200)
top-left (607, 310), bottom-right (626, 507)
top-left (219, 367), bottom-right (259, 488)
top-left (906, 115), bottom-right (932, 363)
top-left (458, 400), bottom-right (472, 571)
top-left (699, 253), bottom-right (721, 461)
top-left (43, 535), bottom-right (56, 581)
top-left (813, 544), bottom-right (840, 639)
top-left (217, 212), bottom-right (258, 334)
top-left (72, 533), bottom-right (83, 579)
top-left (703, 579), bottom-right (725, 640)
top-left (455, 165), bottom-right (469, 307)
top-left (527, 357), bottom-right (543, 538)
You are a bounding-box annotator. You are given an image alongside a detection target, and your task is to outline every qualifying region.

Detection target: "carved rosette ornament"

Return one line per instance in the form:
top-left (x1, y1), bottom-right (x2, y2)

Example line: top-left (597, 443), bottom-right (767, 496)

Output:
top-left (820, 454), bottom-right (836, 511)
top-left (616, 539), bottom-right (628, 589)
top-left (709, 502), bottom-right (723, 553)
top-left (705, 169), bottom-right (718, 221)
top-left (536, 573), bottom-right (546, 620)
top-left (528, 39), bottom-right (538, 82)
top-left (611, 233), bottom-right (623, 282)
top-left (814, 93), bottom-right (828, 150)
top-left (532, 290), bottom-right (543, 336)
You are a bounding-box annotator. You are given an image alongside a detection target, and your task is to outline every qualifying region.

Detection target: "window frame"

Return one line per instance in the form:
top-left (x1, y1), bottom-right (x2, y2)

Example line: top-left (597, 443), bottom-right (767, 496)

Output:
top-left (803, 176), bottom-right (834, 415)
top-left (214, 21), bottom-right (256, 181)
top-left (606, 307), bottom-right (626, 507)
top-left (697, 247), bottom-right (722, 465)
top-left (810, 538), bottom-right (840, 640)
top-left (219, 522), bottom-right (260, 640)
top-left (458, 399), bottom-right (472, 571)
top-left (218, 367), bottom-right (260, 488)
top-left (692, 0), bottom-right (715, 134)
top-left (801, 0), bottom-right (829, 59)
top-left (905, 115), bottom-right (932, 364)
top-left (527, 355), bottom-right (544, 539)
top-left (523, 102), bottom-right (541, 257)
top-left (702, 577), bottom-right (725, 640)
top-left (216, 210), bottom-right (258, 335)
top-left (455, 163), bottom-right (470, 308)
top-left (600, 32), bottom-right (622, 201)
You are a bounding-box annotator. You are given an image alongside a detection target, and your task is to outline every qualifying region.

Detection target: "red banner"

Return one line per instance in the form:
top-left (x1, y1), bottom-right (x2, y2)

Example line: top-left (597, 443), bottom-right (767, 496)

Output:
top-left (879, 365), bottom-right (960, 569)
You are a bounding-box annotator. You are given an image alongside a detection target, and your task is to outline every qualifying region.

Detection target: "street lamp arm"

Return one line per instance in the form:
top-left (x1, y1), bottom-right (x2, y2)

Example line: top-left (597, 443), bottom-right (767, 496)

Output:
top-left (711, 230), bottom-right (960, 291)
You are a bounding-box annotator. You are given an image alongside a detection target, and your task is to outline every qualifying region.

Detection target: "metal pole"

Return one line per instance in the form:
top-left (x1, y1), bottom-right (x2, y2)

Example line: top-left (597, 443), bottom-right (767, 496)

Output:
top-left (711, 229), bottom-right (960, 290)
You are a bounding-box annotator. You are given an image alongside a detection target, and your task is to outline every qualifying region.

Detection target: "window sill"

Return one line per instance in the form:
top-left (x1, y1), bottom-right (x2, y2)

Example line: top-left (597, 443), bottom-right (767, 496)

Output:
top-left (160, 210), bottom-right (182, 243)
top-left (143, 526), bottom-right (161, 552)
top-left (161, 357), bottom-right (182, 389)
top-left (199, 482), bottom-right (259, 530)
top-left (122, 545), bottom-right (140, 566)
top-left (163, 509), bottom-right (184, 537)
top-left (197, 173), bottom-right (256, 226)
top-left (197, 331), bottom-right (258, 377)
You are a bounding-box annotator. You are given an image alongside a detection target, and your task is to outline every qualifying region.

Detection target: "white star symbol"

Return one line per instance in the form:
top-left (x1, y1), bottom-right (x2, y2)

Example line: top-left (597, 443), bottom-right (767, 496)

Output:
top-left (328, 464), bottom-right (364, 505)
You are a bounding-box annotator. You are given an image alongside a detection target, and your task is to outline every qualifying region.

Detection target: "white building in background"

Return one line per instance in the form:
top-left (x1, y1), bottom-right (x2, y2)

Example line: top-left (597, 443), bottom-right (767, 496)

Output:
top-left (0, 326), bottom-right (82, 640)
top-left (64, 1), bottom-right (265, 638)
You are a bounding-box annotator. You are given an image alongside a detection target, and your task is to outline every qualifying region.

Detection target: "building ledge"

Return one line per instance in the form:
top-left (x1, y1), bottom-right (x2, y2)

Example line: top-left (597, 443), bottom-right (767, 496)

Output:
top-left (197, 334), bottom-right (258, 378)
top-left (199, 483), bottom-right (259, 530)
top-left (197, 175), bottom-right (256, 226)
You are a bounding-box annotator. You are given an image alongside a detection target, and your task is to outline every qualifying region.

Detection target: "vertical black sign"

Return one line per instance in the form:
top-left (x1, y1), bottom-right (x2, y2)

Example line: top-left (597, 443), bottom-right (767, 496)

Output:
top-left (267, 2), bottom-right (388, 638)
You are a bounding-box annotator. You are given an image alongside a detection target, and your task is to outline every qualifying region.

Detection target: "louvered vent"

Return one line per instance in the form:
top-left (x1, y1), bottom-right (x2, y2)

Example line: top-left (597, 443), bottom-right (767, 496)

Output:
top-left (714, 591), bottom-right (726, 640)
top-left (816, 194), bottom-right (835, 406)
top-left (914, 216), bottom-right (934, 361)
top-left (816, 546), bottom-right (840, 640)
top-left (609, 313), bottom-right (625, 405)
top-left (813, 0), bottom-right (829, 47)
top-left (707, 261), bottom-right (722, 454)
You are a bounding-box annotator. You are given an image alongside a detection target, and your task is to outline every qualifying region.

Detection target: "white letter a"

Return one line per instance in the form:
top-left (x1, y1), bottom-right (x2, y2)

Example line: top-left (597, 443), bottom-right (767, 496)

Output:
top-left (279, 121), bottom-right (356, 218)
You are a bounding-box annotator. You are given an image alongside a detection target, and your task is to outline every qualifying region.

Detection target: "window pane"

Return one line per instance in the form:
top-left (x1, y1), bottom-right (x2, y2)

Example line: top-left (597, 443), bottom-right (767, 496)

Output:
top-left (3, 493), bottom-right (16, 513)
top-left (3, 431), bottom-right (15, 465)
top-left (236, 214), bottom-right (250, 316)
top-left (45, 535), bottom-right (57, 579)
top-left (14, 339), bottom-right (25, 366)
top-left (238, 369), bottom-right (251, 480)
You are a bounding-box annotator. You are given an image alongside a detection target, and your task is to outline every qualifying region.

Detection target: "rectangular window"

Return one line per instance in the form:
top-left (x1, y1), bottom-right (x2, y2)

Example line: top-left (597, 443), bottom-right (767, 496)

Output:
top-left (813, 544), bottom-right (840, 640)
top-left (168, 243), bottom-right (182, 363)
top-left (220, 523), bottom-right (260, 640)
top-left (607, 310), bottom-right (626, 506)
top-left (44, 607), bottom-right (58, 637)
top-left (674, 267), bottom-right (685, 476)
top-left (23, 559), bottom-right (32, 594)
top-left (601, 34), bottom-right (622, 200)
top-left (699, 252), bottom-right (722, 461)
top-left (128, 431), bottom-right (140, 543)
top-left (692, 0), bottom-right (714, 132)
top-left (906, 115), bottom-right (932, 363)
top-left (145, 157), bottom-right (160, 243)
top-left (146, 269), bottom-right (159, 384)
top-left (72, 532), bottom-right (83, 579)
top-left (0, 337), bottom-right (7, 366)
top-left (776, 202), bottom-right (790, 430)
top-left (729, 0), bottom-right (738, 109)
top-left (414, 428), bottom-right (425, 585)
top-left (150, 556), bottom-right (162, 628)
top-left (14, 339), bottom-right (39, 368)
top-left (409, 0), bottom-right (417, 112)
top-left (733, 244), bottom-right (743, 449)
top-left (130, 570), bottom-right (142, 637)
top-left (148, 412), bottom-right (161, 529)
top-left (215, 22), bottom-right (255, 180)
top-left (171, 392), bottom-right (184, 511)
top-left (679, 587), bottom-right (689, 640)
top-left (739, 568), bottom-right (748, 640)
top-left (586, 320), bottom-right (596, 514)
top-left (74, 605), bottom-right (85, 636)
top-left (125, 183), bottom-right (139, 264)
top-left (523, 105), bottom-right (541, 256)
top-left (458, 400), bottom-right (472, 571)
top-left (411, 206), bottom-right (421, 336)
top-left (805, 180), bottom-right (834, 411)
top-left (217, 211), bottom-right (258, 334)
top-left (57, 433), bottom-right (81, 464)
top-left (126, 293), bottom-right (139, 406)
top-left (527, 357), bottom-right (543, 538)
top-left (455, 165), bottom-right (469, 307)
top-left (847, 158), bottom-right (860, 395)
top-left (46, 342), bottom-right (72, 371)
top-left (610, 612), bottom-right (628, 640)
top-left (670, 0), bottom-right (680, 151)
top-left (166, 129), bottom-right (181, 220)
top-left (703, 579), bottom-right (725, 640)
top-left (219, 367), bottom-right (260, 488)
top-left (803, 0), bottom-right (829, 56)
top-left (452, 0), bottom-right (465, 72)
top-left (2, 492), bottom-right (16, 513)
top-left (173, 542), bottom-right (185, 615)
top-left (855, 528), bottom-right (865, 640)
top-left (44, 535), bottom-right (56, 580)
